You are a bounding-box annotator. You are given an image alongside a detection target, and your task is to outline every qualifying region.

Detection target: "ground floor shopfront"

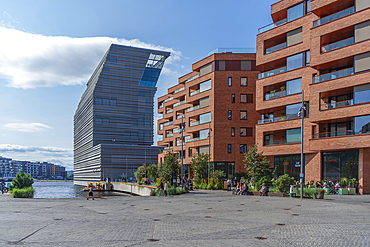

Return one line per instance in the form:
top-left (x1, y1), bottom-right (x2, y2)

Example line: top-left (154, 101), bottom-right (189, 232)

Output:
top-left (271, 148), bottom-right (370, 194)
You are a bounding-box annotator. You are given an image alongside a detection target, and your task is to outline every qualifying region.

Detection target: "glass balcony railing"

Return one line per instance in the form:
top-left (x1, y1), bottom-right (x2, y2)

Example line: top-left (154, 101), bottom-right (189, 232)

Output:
top-left (173, 87), bottom-right (185, 94)
top-left (186, 136), bottom-right (208, 143)
top-left (190, 89), bottom-right (201, 96)
top-left (258, 114), bottom-right (300, 124)
top-left (321, 99), bottom-right (354, 110)
top-left (265, 90), bottom-right (287, 100)
top-left (266, 42), bottom-right (287, 54)
top-left (208, 48), bottom-right (256, 56)
top-left (173, 100), bottom-right (186, 108)
top-left (166, 109), bottom-right (173, 114)
top-left (258, 18), bottom-right (287, 34)
top-left (163, 121), bottom-right (173, 127)
top-left (312, 67), bottom-right (354, 83)
top-left (163, 97), bottom-right (173, 103)
top-left (186, 105), bottom-right (200, 113)
top-left (190, 121), bottom-right (200, 127)
top-left (159, 104), bottom-right (163, 109)
top-left (185, 74), bottom-right (200, 83)
top-left (177, 114), bottom-right (185, 119)
top-left (158, 115), bottom-right (163, 120)
top-left (322, 37), bottom-right (354, 53)
top-left (164, 146), bottom-right (173, 150)
top-left (166, 133), bottom-right (173, 138)
top-left (264, 140), bottom-right (300, 146)
top-left (312, 130), bottom-right (354, 139)
top-left (158, 137), bottom-right (163, 142)
top-left (258, 67), bottom-right (287, 79)
top-left (313, 7), bottom-right (355, 27)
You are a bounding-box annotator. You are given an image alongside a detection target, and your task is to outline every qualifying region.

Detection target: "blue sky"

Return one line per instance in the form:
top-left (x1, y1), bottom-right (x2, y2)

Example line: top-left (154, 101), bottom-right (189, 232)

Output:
top-left (0, 0), bottom-right (276, 170)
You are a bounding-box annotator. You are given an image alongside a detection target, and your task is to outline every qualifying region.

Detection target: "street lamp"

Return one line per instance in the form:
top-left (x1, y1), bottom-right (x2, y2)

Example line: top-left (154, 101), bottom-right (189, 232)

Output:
top-left (180, 116), bottom-right (185, 189)
top-left (297, 90), bottom-right (306, 200)
top-left (208, 122), bottom-right (212, 182)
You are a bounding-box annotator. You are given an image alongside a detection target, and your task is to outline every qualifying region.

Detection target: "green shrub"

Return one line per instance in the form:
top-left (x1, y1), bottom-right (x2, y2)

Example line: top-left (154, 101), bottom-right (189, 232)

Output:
top-left (215, 182), bottom-right (223, 189)
top-left (273, 174), bottom-right (295, 193)
top-left (9, 170), bottom-right (33, 190)
top-left (340, 178), bottom-right (348, 188)
top-left (296, 187), bottom-right (319, 198)
top-left (10, 186), bottom-right (34, 198)
top-left (256, 177), bottom-right (269, 191)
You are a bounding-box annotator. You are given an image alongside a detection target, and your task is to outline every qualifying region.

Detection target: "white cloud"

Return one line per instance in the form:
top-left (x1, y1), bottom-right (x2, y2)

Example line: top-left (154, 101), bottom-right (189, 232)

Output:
top-left (3, 123), bottom-right (52, 132)
top-left (0, 144), bottom-right (73, 170)
top-left (0, 27), bottom-right (182, 89)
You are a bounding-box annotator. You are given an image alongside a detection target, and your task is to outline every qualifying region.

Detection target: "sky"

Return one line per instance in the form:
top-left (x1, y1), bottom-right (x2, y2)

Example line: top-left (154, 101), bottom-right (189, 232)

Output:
top-left (0, 0), bottom-right (277, 171)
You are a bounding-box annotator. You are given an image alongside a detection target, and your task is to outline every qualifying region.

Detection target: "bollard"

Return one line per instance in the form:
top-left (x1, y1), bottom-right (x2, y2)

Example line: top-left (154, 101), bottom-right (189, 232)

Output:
top-left (290, 185), bottom-right (296, 198)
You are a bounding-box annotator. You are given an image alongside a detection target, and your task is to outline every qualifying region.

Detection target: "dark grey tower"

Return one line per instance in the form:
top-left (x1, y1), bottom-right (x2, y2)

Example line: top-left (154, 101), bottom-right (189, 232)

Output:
top-left (74, 44), bottom-right (170, 185)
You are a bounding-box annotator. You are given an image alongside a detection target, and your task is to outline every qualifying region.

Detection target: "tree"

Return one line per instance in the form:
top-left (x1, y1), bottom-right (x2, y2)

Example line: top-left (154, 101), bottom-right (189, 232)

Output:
top-left (158, 152), bottom-right (180, 182)
top-left (244, 144), bottom-right (274, 188)
top-left (134, 166), bottom-right (146, 184)
top-left (147, 164), bottom-right (158, 182)
top-left (9, 170), bottom-right (34, 190)
top-left (190, 153), bottom-right (209, 184)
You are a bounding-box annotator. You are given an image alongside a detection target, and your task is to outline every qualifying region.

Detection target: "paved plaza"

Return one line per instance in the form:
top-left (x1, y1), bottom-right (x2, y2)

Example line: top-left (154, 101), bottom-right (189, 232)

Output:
top-left (1, 190), bottom-right (370, 246)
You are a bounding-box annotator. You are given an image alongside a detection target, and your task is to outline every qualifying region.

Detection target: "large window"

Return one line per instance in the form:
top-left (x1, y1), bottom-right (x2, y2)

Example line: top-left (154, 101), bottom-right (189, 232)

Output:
top-left (199, 129), bottom-right (209, 140)
top-left (286, 103), bottom-right (301, 119)
top-left (287, 53), bottom-right (303, 71)
top-left (354, 115), bottom-right (370, 134)
top-left (199, 112), bottom-right (211, 124)
top-left (240, 111), bottom-right (247, 120)
top-left (286, 78), bottom-right (302, 95)
top-left (322, 150), bottom-right (358, 183)
top-left (354, 84), bottom-right (370, 104)
top-left (274, 154), bottom-right (303, 181)
top-left (240, 77), bottom-right (248, 86)
top-left (240, 94), bottom-right (253, 103)
top-left (240, 144), bottom-right (247, 153)
top-left (286, 128), bottom-right (301, 143)
top-left (200, 79), bottom-right (211, 92)
top-left (287, 2), bottom-right (304, 22)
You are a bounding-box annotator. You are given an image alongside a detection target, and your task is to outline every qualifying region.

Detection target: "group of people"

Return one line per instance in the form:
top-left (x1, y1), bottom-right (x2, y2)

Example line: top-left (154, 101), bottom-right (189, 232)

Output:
top-left (229, 177), bottom-right (268, 196)
top-left (157, 179), bottom-right (168, 197)
top-left (176, 176), bottom-right (193, 190)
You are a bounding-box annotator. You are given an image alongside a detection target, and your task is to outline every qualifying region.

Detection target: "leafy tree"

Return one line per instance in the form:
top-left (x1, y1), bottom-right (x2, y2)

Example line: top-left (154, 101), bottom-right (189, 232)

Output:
top-left (9, 170), bottom-right (34, 190)
top-left (243, 144), bottom-right (274, 187)
top-left (158, 152), bottom-right (180, 182)
top-left (234, 172), bottom-right (250, 181)
top-left (190, 153), bottom-right (209, 184)
top-left (134, 165), bottom-right (146, 184)
top-left (147, 164), bottom-right (158, 182)
top-left (210, 170), bottom-right (225, 182)
top-left (272, 174), bottom-right (295, 193)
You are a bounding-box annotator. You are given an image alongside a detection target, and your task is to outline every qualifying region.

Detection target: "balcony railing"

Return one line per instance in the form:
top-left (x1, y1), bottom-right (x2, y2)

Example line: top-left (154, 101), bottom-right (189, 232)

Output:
top-left (313, 7), bottom-right (355, 27)
top-left (258, 18), bottom-right (287, 34)
top-left (312, 129), bottom-right (370, 139)
top-left (186, 105), bottom-right (200, 113)
top-left (258, 67), bottom-right (287, 79)
top-left (266, 42), bottom-right (287, 54)
top-left (173, 100), bottom-right (186, 108)
top-left (322, 37), bottom-right (354, 53)
top-left (158, 115), bottom-right (163, 120)
top-left (173, 87), bottom-right (185, 94)
top-left (208, 48), bottom-right (256, 56)
top-left (177, 114), bottom-right (185, 119)
top-left (190, 89), bottom-right (201, 96)
top-left (163, 121), bottom-right (173, 127)
top-left (321, 99), bottom-right (354, 110)
top-left (258, 114), bottom-right (300, 124)
top-left (163, 97), bottom-right (173, 103)
top-left (164, 146), bottom-right (173, 150)
top-left (190, 121), bottom-right (200, 127)
top-left (185, 74), bottom-right (200, 83)
top-left (166, 133), bottom-right (173, 138)
top-left (158, 137), bottom-right (163, 142)
top-left (265, 90), bottom-right (287, 100)
top-left (173, 128), bottom-right (179, 134)
top-left (186, 136), bottom-right (208, 143)
top-left (159, 104), bottom-right (163, 109)
top-left (313, 67), bottom-right (354, 83)
top-left (166, 109), bottom-right (173, 114)
top-left (264, 140), bottom-right (300, 146)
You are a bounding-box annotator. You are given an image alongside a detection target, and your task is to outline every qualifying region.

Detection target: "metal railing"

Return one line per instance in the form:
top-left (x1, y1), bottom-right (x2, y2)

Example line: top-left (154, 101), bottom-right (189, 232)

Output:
top-left (173, 87), bottom-right (185, 94)
top-left (312, 67), bottom-right (354, 83)
top-left (322, 37), bottom-right (354, 53)
top-left (312, 129), bottom-right (354, 139)
top-left (166, 133), bottom-right (173, 138)
top-left (186, 136), bottom-right (208, 143)
top-left (258, 114), bottom-right (300, 124)
top-left (258, 66), bottom-right (287, 79)
top-left (313, 7), bottom-right (354, 27)
top-left (258, 18), bottom-right (287, 34)
top-left (186, 105), bottom-right (200, 113)
top-left (265, 90), bottom-right (287, 100)
top-left (266, 42), bottom-right (287, 54)
top-left (321, 99), bottom-right (354, 110)
top-left (163, 121), bottom-right (173, 127)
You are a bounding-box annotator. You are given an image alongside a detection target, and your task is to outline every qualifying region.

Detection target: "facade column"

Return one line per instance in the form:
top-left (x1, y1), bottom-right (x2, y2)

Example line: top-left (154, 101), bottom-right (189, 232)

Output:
top-left (359, 148), bottom-right (370, 194)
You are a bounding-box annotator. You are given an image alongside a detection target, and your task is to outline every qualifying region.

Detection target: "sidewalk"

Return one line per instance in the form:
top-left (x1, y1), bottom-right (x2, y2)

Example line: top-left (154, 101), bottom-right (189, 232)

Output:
top-left (1, 190), bottom-right (370, 246)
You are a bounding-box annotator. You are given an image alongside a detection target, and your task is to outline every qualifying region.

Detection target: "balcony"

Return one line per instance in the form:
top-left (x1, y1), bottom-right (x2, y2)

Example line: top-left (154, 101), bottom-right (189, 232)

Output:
top-left (266, 42), bottom-right (287, 54)
top-left (313, 67), bottom-right (354, 83)
top-left (190, 89), bottom-right (201, 96)
top-left (177, 114), bottom-right (185, 119)
top-left (158, 136), bottom-right (163, 142)
top-left (258, 67), bottom-right (287, 79)
top-left (185, 74), bottom-right (200, 83)
top-left (186, 136), bottom-right (208, 143)
top-left (321, 99), bottom-right (354, 110)
top-left (166, 133), bottom-right (173, 138)
top-left (258, 18), bottom-right (287, 34)
top-left (190, 121), bottom-right (200, 127)
top-left (163, 121), bottom-right (173, 127)
top-left (313, 7), bottom-right (355, 27)
top-left (166, 109), bottom-right (173, 114)
top-left (173, 100), bottom-right (186, 108)
top-left (312, 129), bottom-right (355, 139)
top-left (186, 105), bottom-right (200, 113)
top-left (265, 90), bottom-right (287, 100)
top-left (258, 114), bottom-right (299, 124)
top-left (163, 97), bottom-right (173, 103)
top-left (164, 146), bottom-right (173, 150)
top-left (322, 37), bottom-right (354, 53)
top-left (264, 140), bottom-right (293, 146)
top-left (174, 87), bottom-right (185, 94)
top-left (158, 115), bottom-right (163, 120)
top-left (159, 104), bottom-right (163, 109)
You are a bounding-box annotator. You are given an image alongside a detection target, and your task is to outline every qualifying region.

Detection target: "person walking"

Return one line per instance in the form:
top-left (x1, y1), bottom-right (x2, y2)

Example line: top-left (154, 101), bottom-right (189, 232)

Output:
top-left (158, 179), bottom-right (164, 196)
top-left (164, 181), bottom-right (168, 197)
top-left (88, 186), bottom-right (94, 200)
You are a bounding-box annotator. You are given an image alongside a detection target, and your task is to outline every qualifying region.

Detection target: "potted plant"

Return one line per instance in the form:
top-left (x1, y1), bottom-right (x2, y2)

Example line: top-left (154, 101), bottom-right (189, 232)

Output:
top-left (348, 178), bottom-right (356, 195)
top-left (317, 188), bottom-right (325, 199)
top-left (339, 178), bottom-right (348, 195)
top-left (280, 85), bottom-right (286, 91)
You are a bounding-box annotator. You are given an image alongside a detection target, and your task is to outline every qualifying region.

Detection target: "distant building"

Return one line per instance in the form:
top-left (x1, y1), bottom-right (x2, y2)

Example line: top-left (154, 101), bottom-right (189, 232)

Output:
top-left (73, 44), bottom-right (170, 186)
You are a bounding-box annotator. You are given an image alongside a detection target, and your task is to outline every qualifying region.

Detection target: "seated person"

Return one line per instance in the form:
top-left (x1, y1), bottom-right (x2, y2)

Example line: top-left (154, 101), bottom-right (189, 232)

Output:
top-left (259, 183), bottom-right (268, 196)
top-left (242, 183), bottom-right (248, 195)
top-left (235, 182), bottom-right (241, 195)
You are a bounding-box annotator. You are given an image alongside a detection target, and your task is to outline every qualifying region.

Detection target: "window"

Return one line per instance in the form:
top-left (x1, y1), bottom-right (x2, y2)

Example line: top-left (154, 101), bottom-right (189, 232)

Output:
top-left (240, 77), bottom-right (248, 86)
top-left (240, 111), bottom-right (247, 120)
top-left (354, 115), bottom-right (370, 134)
top-left (199, 112), bottom-right (211, 124)
top-left (228, 77), bottom-right (232, 86)
top-left (228, 110), bottom-right (232, 120)
top-left (228, 144), bottom-right (232, 153)
top-left (286, 78), bottom-right (302, 95)
top-left (240, 127), bottom-right (253, 137)
top-left (160, 124), bottom-right (163, 130)
top-left (189, 148), bottom-right (193, 157)
top-left (231, 94), bottom-right (235, 103)
top-left (287, 53), bottom-right (303, 71)
top-left (241, 94), bottom-right (253, 103)
top-left (355, 85), bottom-right (370, 104)
top-left (231, 127), bottom-right (235, 137)
top-left (305, 50), bottom-right (310, 66)
top-left (286, 103), bottom-right (301, 119)
top-left (200, 79), bottom-right (212, 92)
top-left (306, 0), bottom-right (311, 14)
top-left (103, 99), bottom-right (110, 106)
top-left (286, 128), bottom-right (301, 143)
top-left (199, 129), bottom-right (209, 140)
top-left (287, 2), bottom-right (304, 22)
top-left (240, 144), bottom-right (247, 153)
top-left (95, 98), bottom-right (102, 105)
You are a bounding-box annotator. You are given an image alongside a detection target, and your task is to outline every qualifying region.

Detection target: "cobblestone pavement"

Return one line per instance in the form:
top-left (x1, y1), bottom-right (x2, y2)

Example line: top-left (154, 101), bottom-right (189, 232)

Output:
top-left (1, 190), bottom-right (370, 246)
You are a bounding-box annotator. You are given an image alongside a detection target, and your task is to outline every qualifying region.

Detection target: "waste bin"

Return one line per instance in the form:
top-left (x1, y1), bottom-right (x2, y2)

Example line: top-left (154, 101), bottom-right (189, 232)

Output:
top-left (290, 185), bottom-right (296, 198)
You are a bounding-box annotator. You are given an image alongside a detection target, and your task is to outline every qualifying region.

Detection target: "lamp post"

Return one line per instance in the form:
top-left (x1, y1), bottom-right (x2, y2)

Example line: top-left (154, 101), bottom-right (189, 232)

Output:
top-left (208, 122), bottom-right (212, 182)
top-left (298, 90), bottom-right (306, 200)
top-left (181, 116), bottom-right (184, 189)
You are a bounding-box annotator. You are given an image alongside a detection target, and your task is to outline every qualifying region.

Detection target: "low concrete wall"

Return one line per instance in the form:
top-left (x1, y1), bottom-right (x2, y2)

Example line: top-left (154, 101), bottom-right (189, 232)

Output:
top-left (111, 182), bottom-right (156, 196)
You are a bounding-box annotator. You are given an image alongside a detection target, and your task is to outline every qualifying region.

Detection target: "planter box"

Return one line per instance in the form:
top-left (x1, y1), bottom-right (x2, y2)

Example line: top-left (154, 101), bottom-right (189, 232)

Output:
top-left (324, 188), bottom-right (330, 195)
top-left (339, 188), bottom-right (348, 195)
top-left (348, 188), bottom-right (356, 195)
top-left (317, 192), bottom-right (324, 199)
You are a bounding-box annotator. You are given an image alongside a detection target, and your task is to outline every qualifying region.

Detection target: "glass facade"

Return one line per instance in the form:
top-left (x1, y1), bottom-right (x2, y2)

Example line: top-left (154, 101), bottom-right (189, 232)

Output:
top-left (199, 129), bottom-right (209, 140)
top-left (354, 86), bottom-right (370, 104)
top-left (200, 79), bottom-right (212, 92)
top-left (139, 54), bottom-right (166, 87)
top-left (214, 162), bottom-right (235, 179)
top-left (322, 150), bottom-right (359, 182)
top-left (286, 103), bottom-right (300, 119)
top-left (287, 53), bottom-right (303, 71)
top-left (274, 154), bottom-right (303, 181)
top-left (287, 2), bottom-right (304, 22)
top-left (199, 112), bottom-right (211, 124)
top-left (286, 128), bottom-right (301, 143)
top-left (286, 78), bottom-right (302, 95)
top-left (354, 115), bottom-right (370, 134)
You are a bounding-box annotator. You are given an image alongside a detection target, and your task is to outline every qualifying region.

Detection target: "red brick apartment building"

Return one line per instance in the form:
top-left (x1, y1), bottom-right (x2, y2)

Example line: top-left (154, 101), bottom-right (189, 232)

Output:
top-left (157, 49), bottom-right (259, 178)
top-left (256, 0), bottom-right (370, 193)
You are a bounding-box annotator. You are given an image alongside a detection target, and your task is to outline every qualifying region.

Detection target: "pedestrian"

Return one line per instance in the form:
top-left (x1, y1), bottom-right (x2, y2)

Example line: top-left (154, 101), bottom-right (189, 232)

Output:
top-left (158, 179), bottom-right (164, 196)
top-left (144, 177), bottom-right (148, 185)
top-left (164, 181), bottom-right (168, 197)
top-left (88, 186), bottom-right (94, 200)
top-left (259, 183), bottom-right (268, 196)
